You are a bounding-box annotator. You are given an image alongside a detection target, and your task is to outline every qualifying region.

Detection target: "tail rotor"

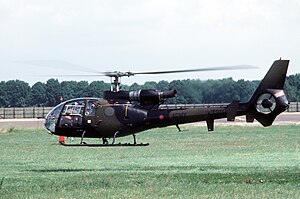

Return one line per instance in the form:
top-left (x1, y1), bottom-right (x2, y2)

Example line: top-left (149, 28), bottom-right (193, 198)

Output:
top-left (255, 93), bottom-right (277, 114)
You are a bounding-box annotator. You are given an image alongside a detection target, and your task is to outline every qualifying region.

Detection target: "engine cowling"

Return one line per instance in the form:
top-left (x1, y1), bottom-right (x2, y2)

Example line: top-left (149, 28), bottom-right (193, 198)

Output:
top-left (104, 89), bottom-right (177, 105)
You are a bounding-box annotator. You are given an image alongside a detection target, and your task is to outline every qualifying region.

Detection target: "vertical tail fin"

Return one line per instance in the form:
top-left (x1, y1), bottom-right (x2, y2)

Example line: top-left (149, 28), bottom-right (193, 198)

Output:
top-left (246, 59), bottom-right (289, 126)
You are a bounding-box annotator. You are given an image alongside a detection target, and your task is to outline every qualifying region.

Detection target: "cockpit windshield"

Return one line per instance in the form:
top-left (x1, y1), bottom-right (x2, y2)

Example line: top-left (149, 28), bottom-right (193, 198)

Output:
top-left (44, 103), bottom-right (64, 133)
top-left (44, 98), bottom-right (101, 133)
top-left (45, 99), bottom-right (87, 133)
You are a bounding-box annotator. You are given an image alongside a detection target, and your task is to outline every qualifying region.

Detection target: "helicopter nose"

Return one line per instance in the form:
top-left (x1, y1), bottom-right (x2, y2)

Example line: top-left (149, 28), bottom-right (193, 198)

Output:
top-left (44, 103), bottom-right (64, 133)
top-left (44, 116), bottom-right (56, 133)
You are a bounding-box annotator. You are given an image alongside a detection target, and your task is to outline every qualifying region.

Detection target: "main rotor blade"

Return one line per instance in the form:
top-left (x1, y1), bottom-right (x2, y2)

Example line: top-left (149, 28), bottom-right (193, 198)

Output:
top-left (16, 60), bottom-right (101, 74)
top-left (132, 65), bottom-right (257, 75)
top-left (35, 74), bottom-right (106, 77)
top-left (17, 59), bottom-right (258, 78)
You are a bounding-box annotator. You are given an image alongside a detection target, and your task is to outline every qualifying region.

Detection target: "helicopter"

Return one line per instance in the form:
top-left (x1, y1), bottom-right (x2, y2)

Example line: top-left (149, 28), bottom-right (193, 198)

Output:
top-left (44, 59), bottom-right (289, 146)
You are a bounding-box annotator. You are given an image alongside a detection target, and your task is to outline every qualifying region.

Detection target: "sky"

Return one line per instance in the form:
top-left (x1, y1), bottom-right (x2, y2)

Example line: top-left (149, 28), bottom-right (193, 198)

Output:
top-left (0, 0), bottom-right (300, 86)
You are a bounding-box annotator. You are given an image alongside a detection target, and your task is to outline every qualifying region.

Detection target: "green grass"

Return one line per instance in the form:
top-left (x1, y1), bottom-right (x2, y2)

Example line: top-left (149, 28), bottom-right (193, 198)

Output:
top-left (0, 124), bottom-right (299, 198)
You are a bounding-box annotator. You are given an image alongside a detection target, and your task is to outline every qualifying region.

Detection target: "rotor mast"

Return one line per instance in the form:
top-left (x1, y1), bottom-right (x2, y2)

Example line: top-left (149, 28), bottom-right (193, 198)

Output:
top-left (110, 76), bottom-right (121, 92)
top-left (106, 71), bottom-right (134, 92)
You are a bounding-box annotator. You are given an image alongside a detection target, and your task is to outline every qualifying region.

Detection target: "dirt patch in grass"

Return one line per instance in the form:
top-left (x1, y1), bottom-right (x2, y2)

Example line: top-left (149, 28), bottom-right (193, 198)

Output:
top-left (0, 127), bottom-right (16, 134)
top-left (222, 141), bottom-right (248, 146)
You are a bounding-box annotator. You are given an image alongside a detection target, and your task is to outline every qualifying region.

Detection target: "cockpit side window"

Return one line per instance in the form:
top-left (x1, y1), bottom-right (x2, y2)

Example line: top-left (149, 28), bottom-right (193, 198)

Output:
top-left (59, 100), bottom-right (85, 128)
top-left (62, 100), bottom-right (85, 116)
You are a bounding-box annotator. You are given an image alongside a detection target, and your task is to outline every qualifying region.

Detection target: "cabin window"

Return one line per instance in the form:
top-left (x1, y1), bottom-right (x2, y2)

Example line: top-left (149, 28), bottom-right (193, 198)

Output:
top-left (85, 100), bottom-right (97, 116)
top-left (59, 100), bottom-right (85, 127)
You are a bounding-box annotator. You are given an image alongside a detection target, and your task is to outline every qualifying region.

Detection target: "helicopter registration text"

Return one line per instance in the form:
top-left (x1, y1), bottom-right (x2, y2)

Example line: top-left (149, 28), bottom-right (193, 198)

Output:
top-left (171, 112), bottom-right (187, 118)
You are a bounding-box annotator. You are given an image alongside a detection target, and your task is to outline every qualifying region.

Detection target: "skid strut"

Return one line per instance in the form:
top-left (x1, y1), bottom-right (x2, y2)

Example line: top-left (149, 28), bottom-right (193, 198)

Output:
top-left (80, 131), bottom-right (86, 144)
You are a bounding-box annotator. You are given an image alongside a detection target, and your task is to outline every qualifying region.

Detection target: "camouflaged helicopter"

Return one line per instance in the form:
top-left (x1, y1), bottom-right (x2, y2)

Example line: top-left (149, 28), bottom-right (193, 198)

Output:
top-left (44, 59), bottom-right (289, 146)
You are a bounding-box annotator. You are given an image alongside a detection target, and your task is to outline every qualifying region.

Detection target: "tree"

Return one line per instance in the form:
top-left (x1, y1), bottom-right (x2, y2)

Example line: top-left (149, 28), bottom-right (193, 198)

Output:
top-left (0, 81), bottom-right (7, 107)
top-left (30, 82), bottom-right (47, 106)
top-left (61, 81), bottom-right (77, 100)
top-left (285, 74), bottom-right (300, 101)
top-left (1, 73), bottom-right (300, 107)
top-left (236, 79), bottom-right (258, 102)
top-left (129, 83), bottom-right (142, 91)
top-left (169, 80), bottom-right (190, 104)
top-left (86, 81), bottom-right (110, 97)
top-left (4, 80), bottom-right (30, 107)
top-left (75, 81), bottom-right (89, 98)
top-left (141, 81), bottom-right (157, 90)
top-left (45, 79), bottom-right (62, 106)
top-left (156, 80), bottom-right (169, 91)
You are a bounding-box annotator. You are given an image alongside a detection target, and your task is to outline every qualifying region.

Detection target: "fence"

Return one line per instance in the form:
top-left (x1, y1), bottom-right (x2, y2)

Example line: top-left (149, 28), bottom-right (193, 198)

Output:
top-left (287, 102), bottom-right (300, 112)
top-left (0, 107), bottom-right (53, 119)
top-left (0, 102), bottom-right (299, 119)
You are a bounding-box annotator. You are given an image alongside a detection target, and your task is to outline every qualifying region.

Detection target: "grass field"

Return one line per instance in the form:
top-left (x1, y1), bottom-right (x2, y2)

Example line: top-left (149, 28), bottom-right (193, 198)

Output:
top-left (0, 124), bottom-right (299, 198)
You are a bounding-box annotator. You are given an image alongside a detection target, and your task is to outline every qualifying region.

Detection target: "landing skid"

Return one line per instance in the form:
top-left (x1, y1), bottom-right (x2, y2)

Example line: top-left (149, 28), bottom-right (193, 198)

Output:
top-left (59, 141), bottom-right (149, 147)
top-left (59, 131), bottom-right (149, 147)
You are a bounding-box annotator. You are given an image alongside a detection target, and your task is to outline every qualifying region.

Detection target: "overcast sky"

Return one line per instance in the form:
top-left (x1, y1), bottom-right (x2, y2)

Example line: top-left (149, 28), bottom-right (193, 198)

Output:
top-left (0, 0), bottom-right (299, 86)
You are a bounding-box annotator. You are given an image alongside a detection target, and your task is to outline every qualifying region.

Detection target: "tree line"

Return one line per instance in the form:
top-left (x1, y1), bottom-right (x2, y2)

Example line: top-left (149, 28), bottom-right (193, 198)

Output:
top-left (0, 73), bottom-right (299, 107)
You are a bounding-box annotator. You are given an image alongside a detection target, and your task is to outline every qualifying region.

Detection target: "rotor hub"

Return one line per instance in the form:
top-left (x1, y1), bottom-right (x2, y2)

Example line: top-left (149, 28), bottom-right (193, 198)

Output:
top-left (261, 99), bottom-right (273, 108)
top-left (255, 93), bottom-right (277, 114)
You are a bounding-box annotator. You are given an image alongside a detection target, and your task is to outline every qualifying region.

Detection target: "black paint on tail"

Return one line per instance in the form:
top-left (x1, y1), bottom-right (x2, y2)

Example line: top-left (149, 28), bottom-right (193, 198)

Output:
top-left (246, 60), bottom-right (289, 126)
